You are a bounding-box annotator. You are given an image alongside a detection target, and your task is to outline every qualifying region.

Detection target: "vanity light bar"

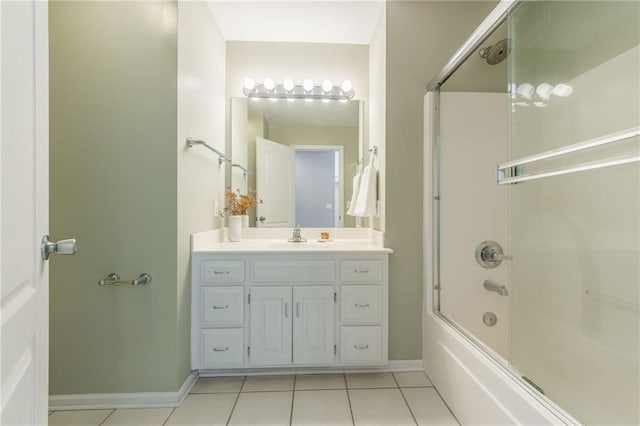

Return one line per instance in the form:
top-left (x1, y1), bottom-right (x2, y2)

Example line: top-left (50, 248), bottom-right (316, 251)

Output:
top-left (242, 78), bottom-right (355, 101)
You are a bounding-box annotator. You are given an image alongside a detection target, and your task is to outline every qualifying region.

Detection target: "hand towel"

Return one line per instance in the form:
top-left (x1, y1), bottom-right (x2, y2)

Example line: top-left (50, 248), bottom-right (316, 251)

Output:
top-left (346, 170), bottom-right (362, 216)
top-left (353, 156), bottom-right (377, 217)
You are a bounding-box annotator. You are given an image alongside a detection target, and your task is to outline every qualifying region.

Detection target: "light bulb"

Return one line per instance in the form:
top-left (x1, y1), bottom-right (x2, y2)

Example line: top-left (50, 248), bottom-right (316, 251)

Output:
top-left (322, 98), bottom-right (330, 103)
top-left (303, 79), bottom-right (314, 92)
top-left (243, 77), bottom-right (256, 91)
top-left (287, 98), bottom-right (295, 103)
top-left (536, 83), bottom-right (553, 100)
top-left (322, 80), bottom-right (333, 93)
top-left (341, 80), bottom-right (353, 93)
top-left (283, 78), bottom-right (294, 92)
top-left (270, 97), bottom-right (278, 102)
top-left (339, 99), bottom-right (348, 104)
top-left (305, 98), bottom-right (313, 103)
top-left (553, 83), bottom-right (573, 97)
top-left (263, 78), bottom-right (275, 91)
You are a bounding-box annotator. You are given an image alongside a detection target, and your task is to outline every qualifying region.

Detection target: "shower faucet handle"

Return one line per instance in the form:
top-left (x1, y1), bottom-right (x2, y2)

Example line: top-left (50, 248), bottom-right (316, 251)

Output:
top-left (475, 241), bottom-right (511, 269)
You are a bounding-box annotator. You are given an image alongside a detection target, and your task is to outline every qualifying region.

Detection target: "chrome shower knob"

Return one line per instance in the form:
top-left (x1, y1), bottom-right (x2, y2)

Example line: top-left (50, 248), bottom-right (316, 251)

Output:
top-left (475, 240), bottom-right (510, 269)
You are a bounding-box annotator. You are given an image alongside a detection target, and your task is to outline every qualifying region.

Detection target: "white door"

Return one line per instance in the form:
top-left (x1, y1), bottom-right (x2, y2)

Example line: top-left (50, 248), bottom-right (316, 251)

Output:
top-left (249, 286), bottom-right (292, 366)
top-left (1, 1), bottom-right (50, 424)
top-left (293, 286), bottom-right (334, 365)
top-left (255, 137), bottom-right (294, 227)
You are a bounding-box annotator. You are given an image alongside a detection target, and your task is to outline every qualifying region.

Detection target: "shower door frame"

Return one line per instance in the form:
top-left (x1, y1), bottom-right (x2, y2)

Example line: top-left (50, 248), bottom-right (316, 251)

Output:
top-left (424, 0), bottom-right (576, 423)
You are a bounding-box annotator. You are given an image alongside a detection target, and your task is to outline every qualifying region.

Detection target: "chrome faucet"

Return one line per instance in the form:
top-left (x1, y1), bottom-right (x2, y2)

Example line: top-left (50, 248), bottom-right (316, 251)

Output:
top-left (288, 225), bottom-right (307, 243)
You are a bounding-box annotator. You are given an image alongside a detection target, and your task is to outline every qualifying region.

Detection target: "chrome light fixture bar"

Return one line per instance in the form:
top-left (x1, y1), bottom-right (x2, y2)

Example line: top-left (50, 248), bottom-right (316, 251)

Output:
top-left (242, 78), bottom-right (355, 101)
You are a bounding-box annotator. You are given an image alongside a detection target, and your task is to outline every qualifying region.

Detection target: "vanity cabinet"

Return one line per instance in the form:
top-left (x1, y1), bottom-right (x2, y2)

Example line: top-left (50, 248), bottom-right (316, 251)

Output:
top-left (191, 252), bottom-right (389, 371)
top-left (250, 286), bottom-right (335, 366)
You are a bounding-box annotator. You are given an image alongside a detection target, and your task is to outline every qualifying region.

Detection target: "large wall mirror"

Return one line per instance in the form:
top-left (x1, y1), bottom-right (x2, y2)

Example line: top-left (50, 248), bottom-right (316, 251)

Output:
top-left (230, 98), bottom-right (363, 228)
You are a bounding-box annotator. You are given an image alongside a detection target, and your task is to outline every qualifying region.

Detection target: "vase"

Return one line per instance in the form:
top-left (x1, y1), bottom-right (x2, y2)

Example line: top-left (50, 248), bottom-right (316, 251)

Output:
top-left (228, 216), bottom-right (243, 242)
top-left (242, 215), bottom-right (249, 228)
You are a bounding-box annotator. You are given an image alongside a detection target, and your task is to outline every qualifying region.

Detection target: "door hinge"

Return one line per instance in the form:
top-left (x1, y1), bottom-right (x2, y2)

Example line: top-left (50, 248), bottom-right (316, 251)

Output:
top-left (334, 292), bottom-right (337, 303)
top-left (248, 294), bottom-right (251, 304)
top-left (248, 346), bottom-right (250, 356)
top-left (334, 345), bottom-right (337, 355)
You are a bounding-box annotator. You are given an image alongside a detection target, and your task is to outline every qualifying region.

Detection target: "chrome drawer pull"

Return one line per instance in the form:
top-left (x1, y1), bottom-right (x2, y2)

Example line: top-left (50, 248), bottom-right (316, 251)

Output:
top-left (354, 344), bottom-right (369, 350)
top-left (213, 346), bottom-right (229, 352)
top-left (354, 303), bottom-right (370, 308)
top-left (212, 304), bottom-right (229, 309)
top-left (354, 269), bottom-right (369, 273)
top-left (213, 270), bottom-right (230, 275)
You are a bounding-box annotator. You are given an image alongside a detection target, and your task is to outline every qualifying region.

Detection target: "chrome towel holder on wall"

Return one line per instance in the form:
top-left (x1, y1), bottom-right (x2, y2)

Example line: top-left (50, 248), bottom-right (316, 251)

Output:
top-left (98, 273), bottom-right (152, 286)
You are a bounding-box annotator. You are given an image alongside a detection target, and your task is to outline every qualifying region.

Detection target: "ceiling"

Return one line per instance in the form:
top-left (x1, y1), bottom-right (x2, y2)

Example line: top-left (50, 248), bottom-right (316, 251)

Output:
top-left (207, 1), bottom-right (384, 44)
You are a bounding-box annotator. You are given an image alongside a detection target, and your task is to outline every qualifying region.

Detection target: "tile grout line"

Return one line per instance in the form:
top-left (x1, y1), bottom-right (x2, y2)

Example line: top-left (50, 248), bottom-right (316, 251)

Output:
top-left (393, 374), bottom-right (418, 426)
top-left (161, 407), bottom-right (177, 426)
top-left (98, 409), bottom-right (116, 426)
top-left (431, 384), bottom-right (462, 426)
top-left (344, 374), bottom-right (356, 426)
top-left (226, 376), bottom-right (247, 426)
top-left (289, 375), bottom-right (297, 425)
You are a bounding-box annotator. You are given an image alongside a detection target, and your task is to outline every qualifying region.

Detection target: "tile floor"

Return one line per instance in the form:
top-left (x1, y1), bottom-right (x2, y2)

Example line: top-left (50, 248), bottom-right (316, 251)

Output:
top-left (48, 372), bottom-right (458, 426)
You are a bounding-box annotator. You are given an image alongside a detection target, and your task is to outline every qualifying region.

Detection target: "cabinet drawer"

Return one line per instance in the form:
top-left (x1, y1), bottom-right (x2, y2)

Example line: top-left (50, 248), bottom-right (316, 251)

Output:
top-left (201, 328), bottom-right (244, 368)
top-left (201, 287), bottom-right (244, 326)
top-left (340, 260), bottom-right (382, 282)
top-left (340, 326), bottom-right (382, 365)
top-left (251, 260), bottom-right (335, 283)
top-left (201, 261), bottom-right (245, 283)
top-left (341, 286), bottom-right (382, 324)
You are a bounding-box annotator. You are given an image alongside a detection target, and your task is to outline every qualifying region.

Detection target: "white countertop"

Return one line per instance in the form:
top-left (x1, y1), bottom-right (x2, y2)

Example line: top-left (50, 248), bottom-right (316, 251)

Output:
top-left (191, 228), bottom-right (393, 254)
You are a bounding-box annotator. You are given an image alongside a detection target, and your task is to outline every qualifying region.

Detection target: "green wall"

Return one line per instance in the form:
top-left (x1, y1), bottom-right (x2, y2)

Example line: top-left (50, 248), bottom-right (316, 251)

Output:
top-left (49, 1), bottom-right (181, 393)
top-left (385, 1), bottom-right (497, 360)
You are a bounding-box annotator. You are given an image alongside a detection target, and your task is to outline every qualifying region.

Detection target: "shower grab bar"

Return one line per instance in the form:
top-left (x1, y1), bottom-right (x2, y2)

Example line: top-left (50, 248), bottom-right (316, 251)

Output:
top-left (484, 279), bottom-right (508, 296)
top-left (99, 273), bottom-right (152, 286)
top-left (185, 137), bottom-right (231, 165)
top-left (231, 163), bottom-right (252, 176)
top-left (497, 126), bottom-right (640, 185)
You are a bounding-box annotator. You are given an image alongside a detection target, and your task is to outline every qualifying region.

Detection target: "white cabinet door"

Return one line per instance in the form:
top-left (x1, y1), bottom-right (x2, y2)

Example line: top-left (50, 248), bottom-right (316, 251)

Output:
top-left (250, 286), bottom-right (292, 365)
top-left (293, 286), bottom-right (335, 365)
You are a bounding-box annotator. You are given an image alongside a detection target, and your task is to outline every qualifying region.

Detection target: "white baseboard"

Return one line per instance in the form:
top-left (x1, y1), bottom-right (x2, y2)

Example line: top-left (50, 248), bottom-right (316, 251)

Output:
top-left (49, 371), bottom-right (198, 411)
top-left (48, 361), bottom-right (423, 410)
top-left (199, 360), bottom-right (424, 377)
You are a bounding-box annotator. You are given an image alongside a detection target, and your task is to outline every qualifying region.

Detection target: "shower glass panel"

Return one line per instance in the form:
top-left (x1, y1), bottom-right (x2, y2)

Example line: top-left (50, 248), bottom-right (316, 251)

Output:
top-left (508, 2), bottom-right (639, 424)
top-left (437, 20), bottom-right (510, 360)
top-left (433, 0), bottom-right (639, 423)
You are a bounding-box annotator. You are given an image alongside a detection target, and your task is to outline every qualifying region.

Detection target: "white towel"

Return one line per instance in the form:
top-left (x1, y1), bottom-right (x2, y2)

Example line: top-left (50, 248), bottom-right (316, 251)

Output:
top-left (353, 157), bottom-right (377, 217)
top-left (346, 170), bottom-right (362, 216)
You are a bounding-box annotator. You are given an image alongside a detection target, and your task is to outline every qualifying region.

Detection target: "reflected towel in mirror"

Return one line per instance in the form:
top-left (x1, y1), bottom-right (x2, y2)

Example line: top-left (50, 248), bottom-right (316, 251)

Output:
top-left (346, 169), bottom-right (362, 216)
top-left (353, 156), bottom-right (377, 217)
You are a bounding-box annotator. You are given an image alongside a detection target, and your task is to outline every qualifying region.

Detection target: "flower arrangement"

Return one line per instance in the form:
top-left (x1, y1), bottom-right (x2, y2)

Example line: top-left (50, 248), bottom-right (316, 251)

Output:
top-left (224, 188), bottom-right (260, 216)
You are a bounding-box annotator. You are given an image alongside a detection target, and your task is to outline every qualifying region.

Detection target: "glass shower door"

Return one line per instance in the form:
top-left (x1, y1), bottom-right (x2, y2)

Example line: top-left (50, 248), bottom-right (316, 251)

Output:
top-left (507, 2), bottom-right (640, 424)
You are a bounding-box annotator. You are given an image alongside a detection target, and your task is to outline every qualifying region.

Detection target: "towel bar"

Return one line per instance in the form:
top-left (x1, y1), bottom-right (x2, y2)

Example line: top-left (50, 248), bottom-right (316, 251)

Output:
top-left (99, 273), bottom-right (152, 286)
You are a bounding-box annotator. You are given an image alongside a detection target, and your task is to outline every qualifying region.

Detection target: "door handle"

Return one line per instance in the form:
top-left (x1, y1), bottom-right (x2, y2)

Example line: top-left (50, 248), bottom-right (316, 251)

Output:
top-left (41, 235), bottom-right (77, 261)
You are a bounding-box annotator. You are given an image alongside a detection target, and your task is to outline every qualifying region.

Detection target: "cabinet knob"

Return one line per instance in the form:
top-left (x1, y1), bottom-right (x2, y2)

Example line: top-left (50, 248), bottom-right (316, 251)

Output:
top-left (354, 303), bottom-right (370, 308)
top-left (213, 346), bottom-right (229, 352)
top-left (354, 344), bottom-right (369, 350)
top-left (354, 269), bottom-right (369, 273)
